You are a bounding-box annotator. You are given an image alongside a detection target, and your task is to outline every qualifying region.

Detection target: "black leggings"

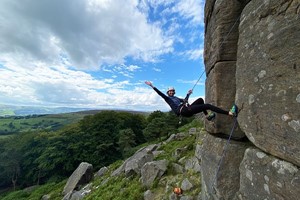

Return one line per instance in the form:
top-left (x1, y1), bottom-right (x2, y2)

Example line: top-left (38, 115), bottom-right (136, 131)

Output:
top-left (180, 98), bottom-right (229, 117)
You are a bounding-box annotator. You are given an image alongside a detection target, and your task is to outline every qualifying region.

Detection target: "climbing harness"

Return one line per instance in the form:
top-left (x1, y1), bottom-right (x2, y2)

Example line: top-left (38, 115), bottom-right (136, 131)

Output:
top-left (178, 104), bottom-right (188, 124)
top-left (210, 117), bottom-right (238, 194)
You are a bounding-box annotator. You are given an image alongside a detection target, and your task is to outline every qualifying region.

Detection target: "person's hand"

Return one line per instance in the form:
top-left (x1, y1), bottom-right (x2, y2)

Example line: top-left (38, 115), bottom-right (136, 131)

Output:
top-left (187, 89), bottom-right (193, 95)
top-left (145, 81), bottom-right (153, 88)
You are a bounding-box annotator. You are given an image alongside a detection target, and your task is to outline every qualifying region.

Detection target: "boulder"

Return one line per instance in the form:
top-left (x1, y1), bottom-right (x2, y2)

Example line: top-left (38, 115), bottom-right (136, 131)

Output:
top-left (140, 160), bottom-right (168, 187)
top-left (144, 190), bottom-right (155, 200)
top-left (172, 163), bottom-right (185, 174)
top-left (188, 127), bottom-right (197, 135)
top-left (152, 150), bottom-right (164, 158)
top-left (67, 191), bottom-right (83, 200)
top-left (237, 148), bottom-right (300, 199)
top-left (180, 196), bottom-right (194, 200)
top-left (173, 146), bottom-right (188, 158)
top-left (95, 166), bottom-right (108, 177)
top-left (111, 144), bottom-right (158, 177)
top-left (166, 133), bottom-right (176, 143)
top-left (184, 157), bottom-right (201, 173)
top-left (124, 151), bottom-right (154, 177)
top-left (62, 162), bottom-right (93, 196)
top-left (236, 0), bottom-right (300, 166)
top-left (41, 194), bottom-right (51, 200)
top-left (181, 178), bottom-right (193, 191)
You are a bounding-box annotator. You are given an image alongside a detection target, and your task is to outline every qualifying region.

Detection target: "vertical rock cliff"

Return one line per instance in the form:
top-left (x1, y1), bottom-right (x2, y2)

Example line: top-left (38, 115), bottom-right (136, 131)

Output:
top-left (201, 0), bottom-right (300, 199)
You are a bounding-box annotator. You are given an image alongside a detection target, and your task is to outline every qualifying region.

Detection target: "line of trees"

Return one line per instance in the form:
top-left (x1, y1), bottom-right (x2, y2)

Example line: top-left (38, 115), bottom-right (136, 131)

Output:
top-left (0, 110), bottom-right (193, 191)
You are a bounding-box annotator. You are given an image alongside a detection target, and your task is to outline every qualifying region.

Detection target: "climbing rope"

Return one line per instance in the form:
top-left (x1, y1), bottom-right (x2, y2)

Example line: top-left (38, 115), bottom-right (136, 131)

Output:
top-left (210, 117), bottom-right (238, 194)
top-left (191, 70), bottom-right (206, 92)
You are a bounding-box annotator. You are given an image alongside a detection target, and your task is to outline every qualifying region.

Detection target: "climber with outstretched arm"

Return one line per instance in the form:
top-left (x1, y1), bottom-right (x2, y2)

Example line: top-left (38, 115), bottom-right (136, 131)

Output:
top-left (145, 81), bottom-right (238, 120)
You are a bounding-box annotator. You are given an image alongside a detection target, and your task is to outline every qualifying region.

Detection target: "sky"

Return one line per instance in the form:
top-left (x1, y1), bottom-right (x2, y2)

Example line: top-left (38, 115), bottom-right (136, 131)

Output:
top-left (0, 0), bottom-right (206, 112)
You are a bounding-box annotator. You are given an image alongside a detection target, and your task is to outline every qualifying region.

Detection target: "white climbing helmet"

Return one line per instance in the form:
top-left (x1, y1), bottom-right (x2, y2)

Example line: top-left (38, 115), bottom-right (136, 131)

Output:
top-left (167, 87), bottom-right (175, 92)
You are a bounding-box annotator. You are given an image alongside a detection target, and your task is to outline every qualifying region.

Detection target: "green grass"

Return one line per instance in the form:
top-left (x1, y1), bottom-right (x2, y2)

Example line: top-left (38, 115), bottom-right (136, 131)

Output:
top-left (0, 181), bottom-right (66, 200)
top-left (0, 109), bottom-right (15, 116)
top-left (178, 118), bottom-right (203, 132)
top-left (0, 113), bottom-right (91, 135)
top-left (0, 135), bottom-right (12, 140)
top-left (155, 134), bottom-right (197, 162)
top-left (85, 176), bottom-right (144, 200)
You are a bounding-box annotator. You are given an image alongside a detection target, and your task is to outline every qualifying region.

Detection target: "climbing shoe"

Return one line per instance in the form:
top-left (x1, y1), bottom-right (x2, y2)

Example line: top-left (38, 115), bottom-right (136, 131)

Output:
top-left (230, 104), bottom-right (238, 117)
top-left (206, 112), bottom-right (216, 121)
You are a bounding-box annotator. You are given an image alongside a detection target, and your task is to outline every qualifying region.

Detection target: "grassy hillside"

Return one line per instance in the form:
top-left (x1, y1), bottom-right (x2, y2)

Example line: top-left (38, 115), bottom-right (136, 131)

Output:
top-left (0, 109), bottom-right (149, 137)
top-left (0, 121), bottom-right (203, 200)
top-left (0, 112), bottom-right (95, 136)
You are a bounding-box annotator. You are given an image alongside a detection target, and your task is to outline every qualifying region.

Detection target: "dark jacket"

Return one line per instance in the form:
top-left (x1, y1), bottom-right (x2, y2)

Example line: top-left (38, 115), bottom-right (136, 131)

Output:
top-left (153, 87), bottom-right (190, 115)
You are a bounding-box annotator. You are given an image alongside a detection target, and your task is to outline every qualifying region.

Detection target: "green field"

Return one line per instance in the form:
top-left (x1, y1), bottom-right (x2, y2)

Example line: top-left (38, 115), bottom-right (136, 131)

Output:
top-left (0, 112), bottom-right (95, 135)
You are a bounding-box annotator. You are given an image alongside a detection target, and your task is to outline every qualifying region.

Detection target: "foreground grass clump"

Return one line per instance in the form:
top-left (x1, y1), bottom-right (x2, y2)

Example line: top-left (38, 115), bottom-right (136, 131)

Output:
top-left (178, 118), bottom-right (203, 132)
top-left (155, 134), bottom-right (196, 162)
top-left (0, 181), bottom-right (66, 200)
top-left (85, 176), bottom-right (144, 200)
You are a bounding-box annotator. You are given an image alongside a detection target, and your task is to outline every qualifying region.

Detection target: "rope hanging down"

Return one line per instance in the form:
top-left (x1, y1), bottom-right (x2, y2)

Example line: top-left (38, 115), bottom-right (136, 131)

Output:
top-left (210, 117), bottom-right (238, 194)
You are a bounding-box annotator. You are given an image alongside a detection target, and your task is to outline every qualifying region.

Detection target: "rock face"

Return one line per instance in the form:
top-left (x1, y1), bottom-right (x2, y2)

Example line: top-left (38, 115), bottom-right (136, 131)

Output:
top-left (199, 133), bottom-right (249, 200)
top-left (140, 160), bottom-right (168, 187)
top-left (203, 0), bottom-right (300, 199)
top-left (236, 0), bottom-right (300, 166)
top-left (238, 148), bottom-right (300, 200)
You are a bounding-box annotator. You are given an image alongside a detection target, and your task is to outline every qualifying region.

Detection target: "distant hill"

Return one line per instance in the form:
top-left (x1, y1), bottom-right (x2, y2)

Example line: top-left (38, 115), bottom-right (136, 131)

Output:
top-left (0, 104), bottom-right (149, 117)
top-left (0, 112), bottom-right (96, 135)
top-left (0, 104), bottom-right (93, 116)
top-left (0, 106), bottom-right (150, 136)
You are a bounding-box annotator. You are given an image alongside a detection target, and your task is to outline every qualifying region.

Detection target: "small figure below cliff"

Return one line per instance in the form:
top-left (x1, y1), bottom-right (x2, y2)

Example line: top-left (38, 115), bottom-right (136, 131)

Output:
top-left (145, 81), bottom-right (238, 120)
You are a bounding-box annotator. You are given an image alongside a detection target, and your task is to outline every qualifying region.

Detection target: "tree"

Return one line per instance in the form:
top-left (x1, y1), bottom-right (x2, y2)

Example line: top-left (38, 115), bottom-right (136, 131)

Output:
top-left (143, 117), bottom-right (169, 142)
top-left (118, 112), bottom-right (147, 144)
top-left (0, 136), bottom-right (22, 190)
top-left (118, 128), bottom-right (136, 157)
top-left (147, 110), bottom-right (166, 123)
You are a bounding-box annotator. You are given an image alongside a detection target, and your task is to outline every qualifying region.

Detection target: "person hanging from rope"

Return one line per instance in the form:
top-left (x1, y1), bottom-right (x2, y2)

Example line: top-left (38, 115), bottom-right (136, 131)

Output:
top-left (145, 81), bottom-right (238, 120)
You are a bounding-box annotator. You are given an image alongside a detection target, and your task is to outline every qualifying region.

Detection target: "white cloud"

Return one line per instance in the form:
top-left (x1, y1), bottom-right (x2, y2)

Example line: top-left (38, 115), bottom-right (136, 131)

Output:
top-left (126, 65), bottom-right (141, 72)
top-left (153, 67), bottom-right (161, 72)
top-left (174, 0), bottom-right (205, 25)
top-left (0, 0), bottom-right (173, 70)
top-left (0, 62), bottom-right (170, 111)
top-left (0, 63), bottom-right (126, 106)
top-left (102, 64), bottom-right (141, 78)
top-left (105, 87), bottom-right (170, 111)
top-left (183, 48), bottom-right (204, 60)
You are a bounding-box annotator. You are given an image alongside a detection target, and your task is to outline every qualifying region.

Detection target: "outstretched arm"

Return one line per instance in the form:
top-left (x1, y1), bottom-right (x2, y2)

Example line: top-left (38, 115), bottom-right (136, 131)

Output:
top-left (145, 81), bottom-right (168, 100)
top-left (145, 81), bottom-right (154, 88)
